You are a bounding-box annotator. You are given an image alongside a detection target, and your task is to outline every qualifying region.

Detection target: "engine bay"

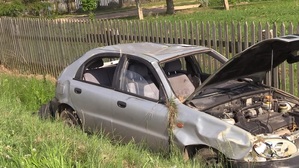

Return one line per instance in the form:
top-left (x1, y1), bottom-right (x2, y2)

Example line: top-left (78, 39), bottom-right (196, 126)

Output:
top-left (204, 91), bottom-right (299, 136)
top-left (190, 78), bottom-right (299, 138)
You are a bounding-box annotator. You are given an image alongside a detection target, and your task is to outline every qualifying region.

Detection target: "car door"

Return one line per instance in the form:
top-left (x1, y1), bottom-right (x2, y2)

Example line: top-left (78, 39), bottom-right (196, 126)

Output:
top-left (111, 56), bottom-right (169, 151)
top-left (69, 54), bottom-right (119, 134)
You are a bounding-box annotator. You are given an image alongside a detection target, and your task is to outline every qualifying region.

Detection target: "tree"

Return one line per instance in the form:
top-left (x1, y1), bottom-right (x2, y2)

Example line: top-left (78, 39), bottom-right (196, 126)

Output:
top-left (166, 0), bottom-right (174, 14)
top-left (223, 0), bottom-right (229, 10)
top-left (119, 0), bottom-right (123, 8)
top-left (135, 0), bottom-right (143, 20)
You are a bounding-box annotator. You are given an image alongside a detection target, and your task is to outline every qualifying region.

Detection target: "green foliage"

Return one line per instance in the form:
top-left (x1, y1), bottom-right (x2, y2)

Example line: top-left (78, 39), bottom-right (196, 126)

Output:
top-left (0, 0), bottom-right (25, 17)
top-left (27, 2), bottom-right (51, 16)
top-left (81, 0), bottom-right (97, 12)
top-left (0, 74), bottom-right (55, 111)
top-left (167, 99), bottom-right (178, 156)
top-left (0, 0), bottom-right (52, 17)
top-left (22, 0), bottom-right (41, 5)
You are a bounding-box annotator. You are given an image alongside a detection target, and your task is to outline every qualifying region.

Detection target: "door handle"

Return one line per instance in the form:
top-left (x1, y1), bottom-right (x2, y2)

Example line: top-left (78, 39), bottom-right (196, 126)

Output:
top-left (117, 101), bottom-right (126, 108)
top-left (74, 88), bottom-right (82, 94)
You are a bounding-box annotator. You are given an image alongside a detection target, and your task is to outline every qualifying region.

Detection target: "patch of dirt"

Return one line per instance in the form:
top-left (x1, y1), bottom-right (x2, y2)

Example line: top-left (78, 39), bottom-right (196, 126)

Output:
top-left (0, 65), bottom-right (57, 83)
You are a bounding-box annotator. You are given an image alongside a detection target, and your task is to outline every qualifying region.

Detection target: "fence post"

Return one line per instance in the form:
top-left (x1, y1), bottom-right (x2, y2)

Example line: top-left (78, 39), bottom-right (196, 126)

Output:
top-left (281, 23), bottom-right (286, 91)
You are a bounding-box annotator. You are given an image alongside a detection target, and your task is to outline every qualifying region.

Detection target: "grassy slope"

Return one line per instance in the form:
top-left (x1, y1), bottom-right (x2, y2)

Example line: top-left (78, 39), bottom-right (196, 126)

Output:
top-left (136, 0), bottom-right (299, 24)
top-left (0, 73), bottom-right (205, 167)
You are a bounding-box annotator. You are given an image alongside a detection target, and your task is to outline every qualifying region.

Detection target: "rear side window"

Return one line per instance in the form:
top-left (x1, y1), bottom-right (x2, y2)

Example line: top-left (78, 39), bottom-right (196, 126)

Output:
top-left (82, 57), bottom-right (119, 88)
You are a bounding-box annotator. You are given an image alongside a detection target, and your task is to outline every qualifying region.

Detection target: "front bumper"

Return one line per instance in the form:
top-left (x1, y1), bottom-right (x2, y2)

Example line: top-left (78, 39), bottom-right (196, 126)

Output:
top-left (229, 153), bottom-right (299, 168)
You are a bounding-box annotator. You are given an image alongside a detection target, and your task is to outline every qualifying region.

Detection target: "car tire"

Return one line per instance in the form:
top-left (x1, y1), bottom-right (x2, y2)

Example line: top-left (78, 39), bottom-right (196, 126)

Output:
top-left (193, 147), bottom-right (228, 168)
top-left (38, 99), bottom-right (58, 119)
top-left (59, 109), bottom-right (80, 127)
top-left (38, 103), bottom-right (52, 119)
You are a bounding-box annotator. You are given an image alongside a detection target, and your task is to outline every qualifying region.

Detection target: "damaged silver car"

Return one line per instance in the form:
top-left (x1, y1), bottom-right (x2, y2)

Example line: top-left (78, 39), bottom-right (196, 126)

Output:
top-left (40, 35), bottom-right (299, 167)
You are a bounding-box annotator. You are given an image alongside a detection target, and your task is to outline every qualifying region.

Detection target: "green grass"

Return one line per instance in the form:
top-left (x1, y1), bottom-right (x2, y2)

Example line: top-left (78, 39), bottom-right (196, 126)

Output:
top-left (141, 0), bottom-right (198, 8)
top-left (128, 0), bottom-right (299, 24)
top-left (0, 73), bottom-right (207, 167)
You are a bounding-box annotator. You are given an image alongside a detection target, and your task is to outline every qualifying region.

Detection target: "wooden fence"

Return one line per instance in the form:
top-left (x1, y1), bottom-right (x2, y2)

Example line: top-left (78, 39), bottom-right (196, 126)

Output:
top-left (0, 17), bottom-right (299, 95)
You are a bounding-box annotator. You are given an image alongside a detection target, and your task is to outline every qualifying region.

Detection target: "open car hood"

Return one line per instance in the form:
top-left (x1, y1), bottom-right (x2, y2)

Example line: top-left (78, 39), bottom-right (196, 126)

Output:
top-left (187, 34), bottom-right (299, 101)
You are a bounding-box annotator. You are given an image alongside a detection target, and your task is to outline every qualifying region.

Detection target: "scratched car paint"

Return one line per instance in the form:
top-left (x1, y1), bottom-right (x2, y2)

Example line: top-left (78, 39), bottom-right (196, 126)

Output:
top-left (40, 35), bottom-right (299, 167)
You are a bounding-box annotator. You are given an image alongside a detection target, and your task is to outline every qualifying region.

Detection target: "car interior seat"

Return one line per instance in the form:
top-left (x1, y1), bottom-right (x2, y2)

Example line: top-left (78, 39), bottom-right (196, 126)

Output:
top-left (83, 59), bottom-right (114, 87)
top-left (125, 63), bottom-right (159, 99)
top-left (164, 59), bottom-right (195, 99)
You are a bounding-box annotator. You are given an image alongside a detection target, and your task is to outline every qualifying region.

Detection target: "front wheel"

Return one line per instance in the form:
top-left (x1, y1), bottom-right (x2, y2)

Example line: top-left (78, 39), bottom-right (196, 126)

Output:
top-left (59, 109), bottom-right (80, 127)
top-left (38, 99), bottom-right (58, 119)
top-left (186, 146), bottom-right (228, 168)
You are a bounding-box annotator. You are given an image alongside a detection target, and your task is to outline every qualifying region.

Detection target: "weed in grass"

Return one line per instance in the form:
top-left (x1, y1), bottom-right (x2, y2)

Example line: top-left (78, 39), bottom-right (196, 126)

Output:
top-left (0, 73), bottom-right (55, 112)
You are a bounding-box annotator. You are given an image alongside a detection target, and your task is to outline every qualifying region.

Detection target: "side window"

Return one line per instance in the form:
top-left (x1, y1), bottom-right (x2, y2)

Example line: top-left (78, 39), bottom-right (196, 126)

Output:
top-left (120, 60), bottom-right (160, 100)
top-left (82, 57), bottom-right (119, 87)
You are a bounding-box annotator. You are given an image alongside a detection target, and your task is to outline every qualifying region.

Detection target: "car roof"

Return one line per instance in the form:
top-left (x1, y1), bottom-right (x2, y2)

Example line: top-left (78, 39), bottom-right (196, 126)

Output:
top-left (87, 42), bottom-right (211, 62)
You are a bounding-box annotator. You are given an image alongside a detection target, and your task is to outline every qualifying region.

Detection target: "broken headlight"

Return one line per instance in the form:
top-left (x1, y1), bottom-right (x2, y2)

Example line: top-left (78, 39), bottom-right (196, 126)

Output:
top-left (253, 138), bottom-right (297, 159)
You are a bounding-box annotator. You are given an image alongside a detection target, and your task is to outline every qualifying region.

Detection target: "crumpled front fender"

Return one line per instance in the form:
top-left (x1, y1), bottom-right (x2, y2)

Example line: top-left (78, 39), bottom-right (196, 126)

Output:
top-left (174, 102), bottom-right (254, 160)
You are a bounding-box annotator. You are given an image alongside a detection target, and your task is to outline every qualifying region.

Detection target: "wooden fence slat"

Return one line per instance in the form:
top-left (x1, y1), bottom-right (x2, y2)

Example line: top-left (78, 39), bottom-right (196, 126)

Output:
top-left (244, 22), bottom-right (248, 50)
top-left (156, 21), bottom-right (160, 43)
top-left (272, 22), bottom-right (279, 88)
top-left (168, 22), bottom-right (173, 44)
top-left (281, 23), bottom-right (286, 91)
top-left (251, 22), bottom-right (255, 46)
top-left (190, 22), bottom-right (194, 45)
top-left (237, 22), bottom-right (242, 53)
top-left (179, 21), bottom-right (183, 44)
top-left (184, 21), bottom-right (188, 44)
top-left (212, 22), bottom-right (216, 50)
top-left (195, 21), bottom-right (199, 46)
top-left (200, 22), bottom-right (204, 46)
top-left (218, 22), bottom-right (223, 55)
top-left (28, 18), bottom-right (37, 73)
top-left (174, 21), bottom-right (178, 44)
top-left (289, 22), bottom-right (294, 94)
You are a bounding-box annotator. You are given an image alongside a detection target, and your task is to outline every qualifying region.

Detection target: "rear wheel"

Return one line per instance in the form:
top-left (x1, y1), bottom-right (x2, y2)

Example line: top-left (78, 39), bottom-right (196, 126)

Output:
top-left (59, 109), bottom-right (80, 127)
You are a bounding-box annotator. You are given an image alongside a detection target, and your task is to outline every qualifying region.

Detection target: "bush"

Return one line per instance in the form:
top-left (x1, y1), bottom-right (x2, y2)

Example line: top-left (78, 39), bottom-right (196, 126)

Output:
top-left (81, 0), bottom-right (98, 12)
top-left (27, 2), bottom-right (52, 16)
top-left (0, 0), bottom-right (53, 17)
top-left (0, 0), bottom-right (25, 17)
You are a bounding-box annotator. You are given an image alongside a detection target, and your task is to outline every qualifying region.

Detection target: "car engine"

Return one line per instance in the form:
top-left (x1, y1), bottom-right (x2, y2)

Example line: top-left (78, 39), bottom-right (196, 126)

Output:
top-left (203, 92), bottom-right (299, 136)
